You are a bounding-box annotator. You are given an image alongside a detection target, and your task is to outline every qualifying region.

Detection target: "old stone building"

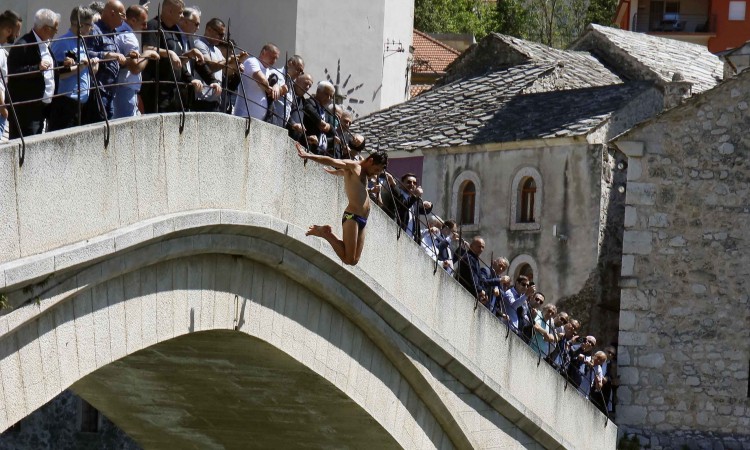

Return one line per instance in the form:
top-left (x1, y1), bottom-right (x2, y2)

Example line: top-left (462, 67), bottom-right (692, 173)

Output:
top-left (358, 26), bottom-right (722, 351)
top-left (612, 69), bottom-right (750, 449)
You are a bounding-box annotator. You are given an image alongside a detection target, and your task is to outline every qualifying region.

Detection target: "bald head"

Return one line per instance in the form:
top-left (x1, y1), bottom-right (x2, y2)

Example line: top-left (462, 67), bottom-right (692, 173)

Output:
top-left (469, 237), bottom-right (485, 256)
top-left (294, 73), bottom-right (313, 96)
top-left (101, 0), bottom-right (124, 29)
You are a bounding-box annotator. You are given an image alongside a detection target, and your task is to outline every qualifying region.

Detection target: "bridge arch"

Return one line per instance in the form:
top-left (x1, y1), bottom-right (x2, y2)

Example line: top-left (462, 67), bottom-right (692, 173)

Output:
top-left (0, 114), bottom-right (617, 449)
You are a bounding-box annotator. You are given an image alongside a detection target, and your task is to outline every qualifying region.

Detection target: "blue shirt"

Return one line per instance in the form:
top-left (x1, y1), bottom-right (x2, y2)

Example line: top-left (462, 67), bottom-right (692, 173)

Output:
top-left (115, 21), bottom-right (141, 91)
top-left (88, 21), bottom-right (120, 87)
top-left (50, 31), bottom-right (90, 102)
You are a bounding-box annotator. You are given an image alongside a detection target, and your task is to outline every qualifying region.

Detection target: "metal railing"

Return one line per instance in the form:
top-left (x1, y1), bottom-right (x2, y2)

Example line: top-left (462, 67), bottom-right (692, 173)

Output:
top-left (1, 23), bottom-right (316, 161)
top-left (632, 12), bottom-right (716, 33)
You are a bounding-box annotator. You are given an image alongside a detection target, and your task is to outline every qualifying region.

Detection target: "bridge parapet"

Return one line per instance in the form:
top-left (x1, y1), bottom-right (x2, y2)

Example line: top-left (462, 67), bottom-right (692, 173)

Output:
top-left (0, 114), bottom-right (616, 449)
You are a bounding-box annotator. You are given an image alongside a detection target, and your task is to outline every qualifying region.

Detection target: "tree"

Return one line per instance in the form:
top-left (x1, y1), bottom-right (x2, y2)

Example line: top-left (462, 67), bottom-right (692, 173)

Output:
top-left (586, 0), bottom-right (619, 27)
top-left (525, 0), bottom-right (589, 47)
top-left (414, 0), bottom-right (497, 39)
top-left (494, 0), bottom-right (532, 38)
top-left (414, 0), bottom-right (618, 49)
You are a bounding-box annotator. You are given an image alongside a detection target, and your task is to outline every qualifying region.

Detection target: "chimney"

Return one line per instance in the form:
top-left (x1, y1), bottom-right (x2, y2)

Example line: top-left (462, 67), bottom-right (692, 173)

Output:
top-left (663, 72), bottom-right (693, 110)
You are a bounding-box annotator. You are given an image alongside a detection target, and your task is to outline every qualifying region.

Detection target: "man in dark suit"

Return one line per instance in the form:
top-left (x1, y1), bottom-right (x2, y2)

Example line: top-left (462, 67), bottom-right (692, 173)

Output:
top-left (303, 81), bottom-right (336, 155)
top-left (381, 172), bottom-right (433, 244)
top-left (455, 236), bottom-right (489, 300)
top-left (7, 8), bottom-right (61, 138)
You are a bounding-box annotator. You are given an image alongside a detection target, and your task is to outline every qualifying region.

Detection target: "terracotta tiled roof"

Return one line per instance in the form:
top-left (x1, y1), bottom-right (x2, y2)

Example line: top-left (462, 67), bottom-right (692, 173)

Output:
top-left (410, 84), bottom-right (432, 97)
top-left (412, 30), bottom-right (461, 75)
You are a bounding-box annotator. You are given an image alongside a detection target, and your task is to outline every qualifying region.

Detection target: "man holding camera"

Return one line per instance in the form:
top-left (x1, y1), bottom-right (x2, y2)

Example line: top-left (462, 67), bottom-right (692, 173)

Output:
top-left (566, 335), bottom-right (597, 391)
top-left (501, 275), bottom-right (532, 335)
top-left (234, 43), bottom-right (285, 121)
top-left (49, 6), bottom-right (99, 131)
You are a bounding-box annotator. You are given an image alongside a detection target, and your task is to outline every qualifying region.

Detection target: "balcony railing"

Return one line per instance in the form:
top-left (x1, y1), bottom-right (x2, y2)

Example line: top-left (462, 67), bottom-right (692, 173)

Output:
top-left (633, 13), bottom-right (716, 33)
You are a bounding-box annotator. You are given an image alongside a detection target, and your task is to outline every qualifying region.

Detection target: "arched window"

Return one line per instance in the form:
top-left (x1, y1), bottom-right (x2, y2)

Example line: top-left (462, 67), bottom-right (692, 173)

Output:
top-left (451, 171), bottom-right (481, 228)
top-left (520, 178), bottom-right (536, 223)
top-left (460, 181), bottom-right (476, 225)
top-left (517, 263), bottom-right (534, 282)
top-left (510, 167), bottom-right (542, 231)
top-left (509, 255), bottom-right (538, 285)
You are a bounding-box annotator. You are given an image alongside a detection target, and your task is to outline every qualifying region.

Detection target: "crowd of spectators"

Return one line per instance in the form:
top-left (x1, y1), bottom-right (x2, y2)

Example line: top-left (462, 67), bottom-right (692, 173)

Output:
top-left (367, 170), bottom-right (619, 416)
top-left (0, 1), bottom-right (617, 417)
top-left (0, 0), bottom-right (363, 159)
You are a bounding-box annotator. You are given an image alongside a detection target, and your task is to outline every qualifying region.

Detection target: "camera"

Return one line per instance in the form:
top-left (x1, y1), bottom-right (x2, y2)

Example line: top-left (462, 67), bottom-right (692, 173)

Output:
top-left (268, 73), bottom-right (278, 87)
top-left (65, 50), bottom-right (79, 63)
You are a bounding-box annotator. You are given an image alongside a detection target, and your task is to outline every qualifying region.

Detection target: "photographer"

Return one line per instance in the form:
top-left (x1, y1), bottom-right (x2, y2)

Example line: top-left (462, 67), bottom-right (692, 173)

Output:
top-left (518, 281), bottom-right (539, 340)
top-left (482, 257), bottom-right (509, 317)
top-left (548, 318), bottom-right (580, 371)
top-left (501, 275), bottom-right (531, 335)
top-left (380, 172), bottom-right (433, 244)
top-left (565, 335), bottom-right (597, 392)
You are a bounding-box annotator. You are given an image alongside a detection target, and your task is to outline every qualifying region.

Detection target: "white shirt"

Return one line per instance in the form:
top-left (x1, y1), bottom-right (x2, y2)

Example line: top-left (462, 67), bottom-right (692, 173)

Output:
top-left (0, 46), bottom-right (7, 97)
top-left (33, 30), bottom-right (54, 104)
top-left (401, 190), bottom-right (416, 238)
top-left (234, 56), bottom-right (280, 120)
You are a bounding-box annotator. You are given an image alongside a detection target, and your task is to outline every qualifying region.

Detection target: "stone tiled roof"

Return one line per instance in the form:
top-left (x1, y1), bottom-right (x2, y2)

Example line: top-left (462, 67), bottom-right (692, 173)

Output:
top-left (570, 24), bottom-right (724, 92)
top-left (412, 30), bottom-right (461, 75)
top-left (441, 32), bottom-right (623, 88)
top-left (356, 62), bottom-right (649, 152)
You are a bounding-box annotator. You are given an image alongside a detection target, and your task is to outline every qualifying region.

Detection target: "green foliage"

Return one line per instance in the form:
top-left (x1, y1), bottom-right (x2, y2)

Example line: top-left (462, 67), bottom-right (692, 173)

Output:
top-left (586, 0), bottom-right (620, 27)
top-left (414, 0), bottom-right (498, 39)
top-left (494, 0), bottom-right (532, 38)
top-left (525, 0), bottom-right (590, 47)
top-left (414, 0), bottom-right (619, 48)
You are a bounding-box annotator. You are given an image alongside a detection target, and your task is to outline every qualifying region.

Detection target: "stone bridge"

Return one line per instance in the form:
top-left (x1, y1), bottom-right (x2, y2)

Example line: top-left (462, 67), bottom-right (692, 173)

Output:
top-left (0, 114), bottom-right (616, 449)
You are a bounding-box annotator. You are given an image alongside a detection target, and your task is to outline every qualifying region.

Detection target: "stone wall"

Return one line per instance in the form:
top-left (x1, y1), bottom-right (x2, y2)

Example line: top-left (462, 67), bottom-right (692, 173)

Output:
top-left (0, 390), bottom-right (139, 450)
top-left (422, 141), bottom-right (626, 349)
top-left (614, 71), bottom-right (750, 448)
top-left (423, 140), bottom-right (601, 307)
